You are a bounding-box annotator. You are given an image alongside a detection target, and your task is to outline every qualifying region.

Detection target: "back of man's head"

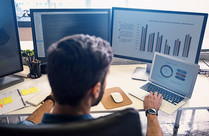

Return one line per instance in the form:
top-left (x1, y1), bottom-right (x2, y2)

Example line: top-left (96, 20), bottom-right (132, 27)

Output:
top-left (47, 34), bottom-right (113, 106)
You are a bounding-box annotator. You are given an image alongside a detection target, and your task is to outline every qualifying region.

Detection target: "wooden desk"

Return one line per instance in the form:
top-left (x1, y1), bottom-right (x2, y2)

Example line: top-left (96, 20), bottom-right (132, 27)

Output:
top-left (4, 64), bottom-right (209, 114)
top-left (91, 64), bottom-right (146, 113)
top-left (5, 64), bottom-right (145, 115)
top-left (3, 64), bottom-right (209, 133)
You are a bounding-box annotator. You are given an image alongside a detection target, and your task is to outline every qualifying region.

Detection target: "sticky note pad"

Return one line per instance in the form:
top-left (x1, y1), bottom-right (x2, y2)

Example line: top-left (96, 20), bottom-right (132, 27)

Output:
top-left (0, 99), bottom-right (3, 108)
top-left (3, 96), bottom-right (13, 105)
top-left (20, 87), bottom-right (39, 96)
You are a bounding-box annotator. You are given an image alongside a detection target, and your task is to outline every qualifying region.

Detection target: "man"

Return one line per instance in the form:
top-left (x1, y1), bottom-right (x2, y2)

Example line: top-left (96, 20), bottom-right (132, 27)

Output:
top-left (18, 34), bottom-right (163, 135)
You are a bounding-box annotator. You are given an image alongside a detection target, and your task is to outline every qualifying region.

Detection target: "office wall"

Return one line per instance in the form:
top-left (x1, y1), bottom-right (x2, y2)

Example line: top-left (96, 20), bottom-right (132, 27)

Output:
top-left (18, 27), bottom-right (32, 41)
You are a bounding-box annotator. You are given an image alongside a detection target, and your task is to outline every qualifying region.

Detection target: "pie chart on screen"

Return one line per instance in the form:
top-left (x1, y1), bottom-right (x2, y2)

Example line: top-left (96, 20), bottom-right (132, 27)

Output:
top-left (160, 65), bottom-right (173, 78)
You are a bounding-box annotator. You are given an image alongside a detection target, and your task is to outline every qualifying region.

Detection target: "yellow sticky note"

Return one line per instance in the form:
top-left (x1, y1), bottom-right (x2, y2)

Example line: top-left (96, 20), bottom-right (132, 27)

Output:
top-left (0, 99), bottom-right (3, 108)
top-left (20, 87), bottom-right (39, 96)
top-left (3, 96), bottom-right (13, 105)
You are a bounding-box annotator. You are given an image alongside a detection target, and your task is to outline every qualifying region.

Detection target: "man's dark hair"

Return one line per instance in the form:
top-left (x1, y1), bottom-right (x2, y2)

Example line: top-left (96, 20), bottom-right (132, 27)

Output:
top-left (47, 34), bottom-right (113, 106)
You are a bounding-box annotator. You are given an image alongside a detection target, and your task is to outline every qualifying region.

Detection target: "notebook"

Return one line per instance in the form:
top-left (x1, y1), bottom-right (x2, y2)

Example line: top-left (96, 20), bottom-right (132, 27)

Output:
top-left (129, 52), bottom-right (199, 114)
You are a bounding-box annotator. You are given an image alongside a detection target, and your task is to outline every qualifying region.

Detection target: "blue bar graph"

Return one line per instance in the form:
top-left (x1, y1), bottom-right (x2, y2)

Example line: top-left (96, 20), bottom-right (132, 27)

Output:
top-left (164, 40), bottom-right (170, 55)
top-left (138, 24), bottom-right (191, 58)
top-left (155, 32), bottom-right (163, 52)
top-left (173, 39), bottom-right (181, 56)
top-left (140, 24), bottom-right (148, 51)
top-left (182, 34), bottom-right (192, 57)
top-left (147, 33), bottom-right (155, 52)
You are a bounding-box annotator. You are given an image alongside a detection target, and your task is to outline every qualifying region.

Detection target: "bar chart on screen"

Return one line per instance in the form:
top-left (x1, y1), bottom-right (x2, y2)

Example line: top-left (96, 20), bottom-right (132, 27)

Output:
top-left (138, 24), bottom-right (192, 58)
top-left (112, 9), bottom-right (205, 63)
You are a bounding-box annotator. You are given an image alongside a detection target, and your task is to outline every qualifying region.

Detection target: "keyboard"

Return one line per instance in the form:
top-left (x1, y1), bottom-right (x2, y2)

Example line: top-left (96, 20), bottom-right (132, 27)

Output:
top-left (141, 83), bottom-right (184, 105)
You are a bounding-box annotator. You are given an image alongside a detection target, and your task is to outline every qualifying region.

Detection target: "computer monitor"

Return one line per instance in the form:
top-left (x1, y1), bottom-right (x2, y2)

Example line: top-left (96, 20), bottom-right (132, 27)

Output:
top-left (111, 7), bottom-right (208, 63)
top-left (0, 0), bottom-right (23, 90)
top-left (31, 9), bottom-right (111, 62)
top-left (111, 7), bottom-right (208, 80)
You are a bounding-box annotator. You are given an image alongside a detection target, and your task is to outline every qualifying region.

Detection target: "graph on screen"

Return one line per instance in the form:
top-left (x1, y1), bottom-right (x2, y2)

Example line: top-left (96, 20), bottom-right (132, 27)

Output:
top-left (112, 9), bottom-right (207, 63)
top-left (138, 23), bottom-right (192, 58)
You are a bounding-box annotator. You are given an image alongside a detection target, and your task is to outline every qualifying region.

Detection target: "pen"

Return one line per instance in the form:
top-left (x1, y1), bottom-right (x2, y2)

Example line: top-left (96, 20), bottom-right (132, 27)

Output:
top-left (17, 89), bottom-right (26, 107)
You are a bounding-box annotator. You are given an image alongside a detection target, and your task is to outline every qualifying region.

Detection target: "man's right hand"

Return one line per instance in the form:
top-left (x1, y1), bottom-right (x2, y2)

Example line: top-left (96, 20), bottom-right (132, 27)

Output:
top-left (143, 92), bottom-right (163, 136)
top-left (143, 91), bottom-right (163, 111)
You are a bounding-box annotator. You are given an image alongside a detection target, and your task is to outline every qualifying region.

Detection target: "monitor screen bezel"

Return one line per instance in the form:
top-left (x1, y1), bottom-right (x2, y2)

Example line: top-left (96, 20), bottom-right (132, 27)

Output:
top-left (111, 7), bottom-right (208, 64)
top-left (30, 8), bottom-right (111, 62)
top-left (0, 0), bottom-right (23, 78)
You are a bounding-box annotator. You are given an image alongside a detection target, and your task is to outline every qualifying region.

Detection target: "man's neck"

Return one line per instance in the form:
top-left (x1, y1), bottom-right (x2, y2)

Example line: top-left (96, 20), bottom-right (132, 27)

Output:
top-left (52, 102), bottom-right (91, 115)
top-left (51, 89), bottom-right (97, 115)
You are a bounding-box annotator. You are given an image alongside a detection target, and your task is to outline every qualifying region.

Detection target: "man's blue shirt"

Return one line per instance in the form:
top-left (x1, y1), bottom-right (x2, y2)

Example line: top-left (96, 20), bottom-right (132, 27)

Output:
top-left (18, 113), bottom-right (93, 125)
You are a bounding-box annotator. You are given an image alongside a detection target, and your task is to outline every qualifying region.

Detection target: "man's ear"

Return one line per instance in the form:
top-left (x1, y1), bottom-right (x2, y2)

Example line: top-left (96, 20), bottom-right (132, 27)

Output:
top-left (91, 82), bottom-right (101, 98)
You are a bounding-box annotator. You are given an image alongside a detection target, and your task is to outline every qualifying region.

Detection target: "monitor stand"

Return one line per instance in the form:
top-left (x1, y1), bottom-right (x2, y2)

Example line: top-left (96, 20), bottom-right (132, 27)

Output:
top-left (0, 75), bottom-right (24, 90)
top-left (132, 63), bottom-right (152, 81)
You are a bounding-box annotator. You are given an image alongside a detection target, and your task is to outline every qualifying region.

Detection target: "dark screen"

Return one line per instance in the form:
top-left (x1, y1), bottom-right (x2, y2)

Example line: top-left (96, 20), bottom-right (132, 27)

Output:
top-left (42, 13), bottom-right (109, 53)
top-left (31, 9), bottom-right (110, 60)
top-left (0, 0), bottom-right (23, 78)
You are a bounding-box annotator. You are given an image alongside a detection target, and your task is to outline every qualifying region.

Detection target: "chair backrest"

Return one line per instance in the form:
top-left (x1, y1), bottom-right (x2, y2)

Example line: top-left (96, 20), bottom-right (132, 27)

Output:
top-left (0, 108), bottom-right (143, 136)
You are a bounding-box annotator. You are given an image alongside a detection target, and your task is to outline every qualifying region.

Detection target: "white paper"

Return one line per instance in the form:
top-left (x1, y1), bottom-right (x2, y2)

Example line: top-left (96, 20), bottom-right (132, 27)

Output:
top-left (0, 89), bottom-right (25, 115)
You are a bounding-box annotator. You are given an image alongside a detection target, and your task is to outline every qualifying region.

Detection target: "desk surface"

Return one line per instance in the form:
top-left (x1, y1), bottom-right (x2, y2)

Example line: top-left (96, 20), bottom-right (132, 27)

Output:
top-left (4, 64), bottom-right (209, 115)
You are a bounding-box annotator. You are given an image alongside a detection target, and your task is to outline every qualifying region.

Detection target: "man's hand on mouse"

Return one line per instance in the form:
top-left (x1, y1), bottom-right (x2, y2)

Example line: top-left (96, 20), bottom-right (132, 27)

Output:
top-left (143, 91), bottom-right (163, 111)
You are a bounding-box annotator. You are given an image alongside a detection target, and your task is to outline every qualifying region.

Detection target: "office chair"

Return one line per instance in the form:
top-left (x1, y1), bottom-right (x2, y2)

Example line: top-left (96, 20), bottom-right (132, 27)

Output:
top-left (0, 108), bottom-right (142, 136)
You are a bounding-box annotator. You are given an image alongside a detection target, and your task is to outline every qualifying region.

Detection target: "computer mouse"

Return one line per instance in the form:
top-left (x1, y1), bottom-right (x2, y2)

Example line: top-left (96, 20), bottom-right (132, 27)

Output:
top-left (110, 92), bottom-right (123, 103)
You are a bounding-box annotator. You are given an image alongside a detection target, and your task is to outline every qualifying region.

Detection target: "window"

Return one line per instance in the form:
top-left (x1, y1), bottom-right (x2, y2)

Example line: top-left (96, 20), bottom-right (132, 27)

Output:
top-left (48, 0), bottom-right (86, 8)
top-left (91, 0), bottom-right (127, 8)
top-left (15, 0), bottom-right (209, 51)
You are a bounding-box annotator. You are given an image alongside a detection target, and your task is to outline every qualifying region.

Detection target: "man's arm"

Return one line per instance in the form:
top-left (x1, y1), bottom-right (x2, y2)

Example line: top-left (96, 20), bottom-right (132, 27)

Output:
top-left (143, 91), bottom-right (163, 136)
top-left (25, 96), bottom-right (54, 124)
